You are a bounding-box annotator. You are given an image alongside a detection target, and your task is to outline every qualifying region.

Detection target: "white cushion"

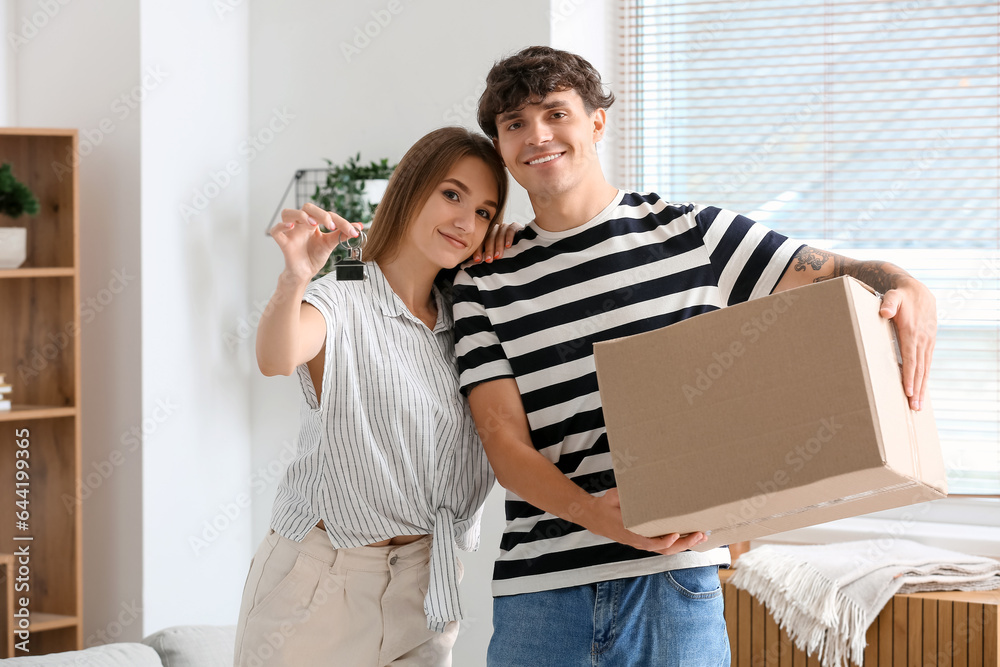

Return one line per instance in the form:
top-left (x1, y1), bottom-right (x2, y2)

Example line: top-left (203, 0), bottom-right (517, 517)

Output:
top-left (141, 625), bottom-right (236, 667)
top-left (0, 643), bottom-right (162, 666)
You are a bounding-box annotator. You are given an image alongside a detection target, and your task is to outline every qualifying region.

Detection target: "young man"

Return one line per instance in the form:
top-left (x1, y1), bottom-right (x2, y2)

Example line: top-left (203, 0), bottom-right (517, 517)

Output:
top-left (453, 46), bottom-right (936, 665)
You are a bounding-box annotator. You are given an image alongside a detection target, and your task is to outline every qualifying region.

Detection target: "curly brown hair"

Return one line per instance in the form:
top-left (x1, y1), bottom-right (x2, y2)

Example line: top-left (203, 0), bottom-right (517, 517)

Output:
top-left (477, 46), bottom-right (615, 140)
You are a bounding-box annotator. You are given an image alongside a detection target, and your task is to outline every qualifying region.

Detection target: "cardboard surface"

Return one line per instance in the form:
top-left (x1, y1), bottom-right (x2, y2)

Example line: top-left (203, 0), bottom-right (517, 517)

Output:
top-left (593, 276), bottom-right (947, 551)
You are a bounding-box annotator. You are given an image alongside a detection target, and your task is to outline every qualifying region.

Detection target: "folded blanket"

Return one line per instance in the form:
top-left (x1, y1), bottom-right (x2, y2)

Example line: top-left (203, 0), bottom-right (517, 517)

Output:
top-left (729, 539), bottom-right (1000, 667)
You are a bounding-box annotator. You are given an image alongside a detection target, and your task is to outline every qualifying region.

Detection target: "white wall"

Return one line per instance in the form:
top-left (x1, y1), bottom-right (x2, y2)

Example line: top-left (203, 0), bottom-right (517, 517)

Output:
top-left (8, 0), bottom-right (254, 644)
top-left (550, 0), bottom-right (620, 188)
top-left (139, 0), bottom-right (251, 634)
top-left (10, 0), bottom-right (145, 647)
top-left (246, 3), bottom-right (548, 662)
top-left (0, 1), bottom-right (16, 125)
top-left (7, 0), bottom-right (555, 659)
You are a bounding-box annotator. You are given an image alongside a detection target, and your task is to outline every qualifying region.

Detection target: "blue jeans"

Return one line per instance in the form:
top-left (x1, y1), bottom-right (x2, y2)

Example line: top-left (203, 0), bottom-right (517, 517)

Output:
top-left (487, 565), bottom-right (729, 667)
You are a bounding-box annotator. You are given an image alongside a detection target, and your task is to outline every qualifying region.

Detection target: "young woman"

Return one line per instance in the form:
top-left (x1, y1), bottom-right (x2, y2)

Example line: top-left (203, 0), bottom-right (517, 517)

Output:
top-left (234, 127), bottom-right (512, 666)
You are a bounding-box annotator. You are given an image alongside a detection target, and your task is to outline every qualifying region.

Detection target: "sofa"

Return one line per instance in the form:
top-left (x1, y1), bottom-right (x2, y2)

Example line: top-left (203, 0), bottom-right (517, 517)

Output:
top-left (0, 625), bottom-right (235, 666)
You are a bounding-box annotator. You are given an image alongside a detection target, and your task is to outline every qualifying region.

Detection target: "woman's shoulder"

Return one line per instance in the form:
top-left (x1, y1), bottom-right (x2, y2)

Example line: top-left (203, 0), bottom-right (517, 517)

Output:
top-left (303, 272), bottom-right (368, 310)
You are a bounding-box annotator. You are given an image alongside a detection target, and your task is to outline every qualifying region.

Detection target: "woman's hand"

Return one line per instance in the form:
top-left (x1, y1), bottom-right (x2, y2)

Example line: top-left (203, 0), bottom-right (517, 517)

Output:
top-left (270, 202), bottom-right (364, 281)
top-left (473, 221), bottom-right (523, 264)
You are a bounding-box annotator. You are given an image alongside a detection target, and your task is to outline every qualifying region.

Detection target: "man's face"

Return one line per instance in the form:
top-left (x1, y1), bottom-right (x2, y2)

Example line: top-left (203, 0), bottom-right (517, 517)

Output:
top-left (493, 89), bottom-right (605, 201)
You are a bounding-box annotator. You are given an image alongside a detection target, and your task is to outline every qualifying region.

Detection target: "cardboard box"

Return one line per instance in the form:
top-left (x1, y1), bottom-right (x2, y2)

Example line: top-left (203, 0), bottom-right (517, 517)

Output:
top-left (593, 276), bottom-right (947, 552)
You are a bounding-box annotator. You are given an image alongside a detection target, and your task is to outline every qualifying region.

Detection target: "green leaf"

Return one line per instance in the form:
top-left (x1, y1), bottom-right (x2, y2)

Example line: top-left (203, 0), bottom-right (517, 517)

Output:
top-left (0, 163), bottom-right (40, 220)
top-left (309, 153), bottom-right (398, 226)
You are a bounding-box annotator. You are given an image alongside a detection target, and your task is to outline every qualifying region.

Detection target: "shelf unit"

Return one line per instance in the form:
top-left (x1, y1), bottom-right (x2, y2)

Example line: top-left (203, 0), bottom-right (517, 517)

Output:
top-left (0, 128), bottom-right (82, 657)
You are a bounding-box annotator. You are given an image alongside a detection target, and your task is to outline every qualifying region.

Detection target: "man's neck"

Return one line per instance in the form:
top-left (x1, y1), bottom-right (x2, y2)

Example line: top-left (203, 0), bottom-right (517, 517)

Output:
top-left (530, 180), bottom-right (620, 233)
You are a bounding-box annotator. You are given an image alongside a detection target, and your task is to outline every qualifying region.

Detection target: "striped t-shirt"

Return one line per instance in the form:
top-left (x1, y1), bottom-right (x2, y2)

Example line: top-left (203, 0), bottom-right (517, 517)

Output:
top-left (269, 262), bottom-right (494, 631)
top-left (453, 190), bottom-right (803, 597)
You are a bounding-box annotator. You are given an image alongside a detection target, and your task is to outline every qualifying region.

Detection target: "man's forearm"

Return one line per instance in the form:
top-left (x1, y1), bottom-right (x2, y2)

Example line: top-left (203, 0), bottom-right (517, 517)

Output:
top-left (469, 379), bottom-right (707, 553)
top-left (790, 246), bottom-right (913, 294)
top-left (486, 433), bottom-right (601, 531)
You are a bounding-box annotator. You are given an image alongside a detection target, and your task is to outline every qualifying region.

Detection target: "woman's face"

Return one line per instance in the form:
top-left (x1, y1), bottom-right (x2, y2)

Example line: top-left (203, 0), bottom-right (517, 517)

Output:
top-left (406, 155), bottom-right (500, 270)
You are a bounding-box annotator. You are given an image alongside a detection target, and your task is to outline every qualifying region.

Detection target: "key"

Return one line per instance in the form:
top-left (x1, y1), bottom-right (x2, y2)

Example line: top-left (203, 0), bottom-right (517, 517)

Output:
top-left (335, 230), bottom-right (367, 281)
top-left (336, 257), bottom-right (365, 281)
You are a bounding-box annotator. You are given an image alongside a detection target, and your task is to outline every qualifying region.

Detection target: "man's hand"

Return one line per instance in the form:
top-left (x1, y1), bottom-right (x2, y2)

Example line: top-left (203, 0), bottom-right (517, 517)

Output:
top-left (773, 246), bottom-right (936, 410)
top-left (587, 488), bottom-right (708, 555)
top-left (878, 276), bottom-right (936, 411)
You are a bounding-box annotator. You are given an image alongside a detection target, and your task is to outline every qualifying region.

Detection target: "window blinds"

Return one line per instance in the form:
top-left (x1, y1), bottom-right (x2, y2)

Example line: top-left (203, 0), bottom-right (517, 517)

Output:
top-left (617, 0), bottom-right (999, 495)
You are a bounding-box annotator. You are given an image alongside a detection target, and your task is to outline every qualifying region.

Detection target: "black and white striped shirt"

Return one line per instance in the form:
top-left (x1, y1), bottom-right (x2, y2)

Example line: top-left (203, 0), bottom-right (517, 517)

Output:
top-left (269, 261), bottom-right (494, 631)
top-left (453, 191), bottom-right (803, 597)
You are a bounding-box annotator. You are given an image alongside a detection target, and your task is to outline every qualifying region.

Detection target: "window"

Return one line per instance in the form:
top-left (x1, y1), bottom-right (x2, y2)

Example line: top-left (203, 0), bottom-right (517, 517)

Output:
top-left (617, 0), bottom-right (1000, 496)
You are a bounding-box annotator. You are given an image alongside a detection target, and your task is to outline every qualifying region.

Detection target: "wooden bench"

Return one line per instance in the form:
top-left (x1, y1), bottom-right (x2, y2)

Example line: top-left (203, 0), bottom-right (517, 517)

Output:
top-left (720, 568), bottom-right (999, 666)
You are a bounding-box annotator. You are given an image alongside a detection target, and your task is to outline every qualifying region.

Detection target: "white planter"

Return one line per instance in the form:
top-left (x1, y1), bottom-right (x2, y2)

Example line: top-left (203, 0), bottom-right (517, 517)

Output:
top-left (0, 227), bottom-right (26, 269)
top-left (360, 178), bottom-right (389, 208)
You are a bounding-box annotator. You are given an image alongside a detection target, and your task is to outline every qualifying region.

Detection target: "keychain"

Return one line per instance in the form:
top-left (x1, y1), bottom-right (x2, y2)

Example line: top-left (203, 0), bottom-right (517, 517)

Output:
top-left (335, 230), bottom-right (367, 281)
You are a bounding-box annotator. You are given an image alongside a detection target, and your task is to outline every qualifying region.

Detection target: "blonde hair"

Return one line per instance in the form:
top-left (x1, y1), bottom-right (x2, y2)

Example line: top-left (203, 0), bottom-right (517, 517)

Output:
top-left (362, 126), bottom-right (508, 264)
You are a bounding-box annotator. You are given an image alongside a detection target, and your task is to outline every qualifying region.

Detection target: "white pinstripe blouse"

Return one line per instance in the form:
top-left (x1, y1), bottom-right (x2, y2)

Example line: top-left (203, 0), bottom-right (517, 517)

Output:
top-left (268, 261), bottom-right (494, 632)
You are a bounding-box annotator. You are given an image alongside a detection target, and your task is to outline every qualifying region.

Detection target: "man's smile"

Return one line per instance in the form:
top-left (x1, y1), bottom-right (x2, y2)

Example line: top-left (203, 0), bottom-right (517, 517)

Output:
top-left (526, 151), bottom-right (566, 166)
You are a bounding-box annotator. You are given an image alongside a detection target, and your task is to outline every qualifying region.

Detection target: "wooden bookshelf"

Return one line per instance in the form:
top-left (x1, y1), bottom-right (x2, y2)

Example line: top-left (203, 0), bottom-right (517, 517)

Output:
top-left (0, 128), bottom-right (82, 657)
top-left (0, 407), bottom-right (77, 422)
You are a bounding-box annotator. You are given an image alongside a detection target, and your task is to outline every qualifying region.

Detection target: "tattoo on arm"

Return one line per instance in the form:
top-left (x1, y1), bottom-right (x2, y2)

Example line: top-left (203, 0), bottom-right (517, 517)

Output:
top-left (792, 247), bottom-right (828, 272)
top-left (791, 246), bottom-right (905, 294)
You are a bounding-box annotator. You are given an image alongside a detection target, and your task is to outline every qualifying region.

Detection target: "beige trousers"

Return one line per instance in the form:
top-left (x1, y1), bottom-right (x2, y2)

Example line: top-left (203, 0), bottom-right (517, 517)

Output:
top-left (233, 527), bottom-right (461, 667)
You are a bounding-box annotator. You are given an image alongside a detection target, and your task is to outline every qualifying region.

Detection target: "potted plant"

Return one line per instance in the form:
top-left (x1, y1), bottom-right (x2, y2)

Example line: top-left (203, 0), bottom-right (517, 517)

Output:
top-left (0, 162), bottom-right (40, 269)
top-left (311, 153), bottom-right (396, 275)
